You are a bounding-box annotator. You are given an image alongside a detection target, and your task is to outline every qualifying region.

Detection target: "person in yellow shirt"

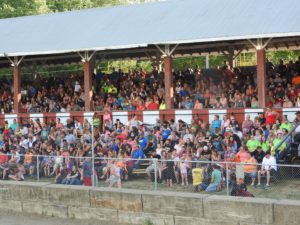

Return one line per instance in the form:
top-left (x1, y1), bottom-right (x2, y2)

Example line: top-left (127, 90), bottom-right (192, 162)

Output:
top-left (159, 99), bottom-right (166, 110)
top-left (192, 163), bottom-right (205, 192)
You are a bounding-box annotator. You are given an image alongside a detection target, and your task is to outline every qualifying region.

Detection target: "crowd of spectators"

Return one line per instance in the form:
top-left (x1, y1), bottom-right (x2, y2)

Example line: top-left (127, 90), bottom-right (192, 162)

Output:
top-left (0, 106), bottom-right (298, 191)
top-left (0, 56), bottom-right (300, 113)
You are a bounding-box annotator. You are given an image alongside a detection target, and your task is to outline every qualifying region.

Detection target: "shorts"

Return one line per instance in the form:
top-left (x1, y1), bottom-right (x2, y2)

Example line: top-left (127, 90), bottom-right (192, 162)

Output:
top-left (109, 176), bottom-right (121, 186)
top-left (245, 171), bottom-right (257, 179)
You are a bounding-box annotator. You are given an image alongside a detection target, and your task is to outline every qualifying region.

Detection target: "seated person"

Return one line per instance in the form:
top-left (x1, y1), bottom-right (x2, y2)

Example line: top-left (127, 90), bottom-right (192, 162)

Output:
top-left (205, 164), bottom-right (222, 192)
top-left (257, 151), bottom-right (277, 188)
top-left (243, 153), bottom-right (257, 186)
top-left (131, 144), bottom-right (144, 169)
top-left (230, 177), bottom-right (254, 197)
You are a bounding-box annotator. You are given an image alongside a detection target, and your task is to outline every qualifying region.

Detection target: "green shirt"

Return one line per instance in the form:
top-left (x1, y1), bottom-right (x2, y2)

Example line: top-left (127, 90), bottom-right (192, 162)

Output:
top-left (280, 122), bottom-right (292, 132)
top-left (212, 169), bottom-right (222, 185)
top-left (259, 141), bottom-right (269, 152)
top-left (9, 123), bottom-right (18, 132)
top-left (93, 118), bottom-right (101, 127)
top-left (273, 138), bottom-right (286, 152)
top-left (247, 139), bottom-right (259, 152)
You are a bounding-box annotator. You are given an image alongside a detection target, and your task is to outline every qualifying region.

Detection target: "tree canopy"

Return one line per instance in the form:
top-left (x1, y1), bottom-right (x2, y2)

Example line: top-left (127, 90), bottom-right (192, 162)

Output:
top-left (0, 0), bottom-right (298, 74)
top-left (0, 0), bottom-right (155, 18)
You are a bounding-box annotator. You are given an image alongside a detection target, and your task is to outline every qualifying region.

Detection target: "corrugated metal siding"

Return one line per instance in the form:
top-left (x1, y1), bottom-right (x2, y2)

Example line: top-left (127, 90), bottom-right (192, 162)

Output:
top-left (0, 0), bottom-right (299, 56)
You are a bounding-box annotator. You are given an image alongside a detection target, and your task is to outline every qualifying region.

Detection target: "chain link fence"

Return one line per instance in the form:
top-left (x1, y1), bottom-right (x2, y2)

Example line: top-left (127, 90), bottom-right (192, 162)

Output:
top-left (1, 154), bottom-right (300, 200)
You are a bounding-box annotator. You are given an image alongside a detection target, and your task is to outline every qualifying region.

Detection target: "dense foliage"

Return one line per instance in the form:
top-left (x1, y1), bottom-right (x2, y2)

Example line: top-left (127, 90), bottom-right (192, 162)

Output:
top-left (0, 0), bottom-right (299, 74)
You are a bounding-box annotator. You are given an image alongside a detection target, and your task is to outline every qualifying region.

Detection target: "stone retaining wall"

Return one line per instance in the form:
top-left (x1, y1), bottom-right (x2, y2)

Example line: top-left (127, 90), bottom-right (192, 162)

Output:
top-left (0, 181), bottom-right (299, 225)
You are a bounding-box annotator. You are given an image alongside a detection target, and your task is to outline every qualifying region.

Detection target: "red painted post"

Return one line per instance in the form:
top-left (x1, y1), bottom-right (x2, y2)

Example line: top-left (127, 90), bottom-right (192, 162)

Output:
top-left (164, 56), bottom-right (174, 109)
top-left (13, 66), bottom-right (21, 113)
top-left (83, 61), bottom-right (93, 111)
top-left (256, 49), bottom-right (266, 108)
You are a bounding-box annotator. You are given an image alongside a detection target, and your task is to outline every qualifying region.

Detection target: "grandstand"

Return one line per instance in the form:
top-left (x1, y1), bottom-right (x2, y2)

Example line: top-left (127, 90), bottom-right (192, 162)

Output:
top-left (0, 0), bottom-right (300, 199)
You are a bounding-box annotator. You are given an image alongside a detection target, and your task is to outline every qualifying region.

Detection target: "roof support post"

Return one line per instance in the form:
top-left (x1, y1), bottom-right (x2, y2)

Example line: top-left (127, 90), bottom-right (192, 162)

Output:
top-left (248, 38), bottom-right (271, 108)
top-left (78, 51), bottom-right (96, 111)
top-left (228, 46), bottom-right (234, 68)
top-left (8, 56), bottom-right (24, 113)
top-left (205, 55), bottom-right (210, 69)
top-left (164, 56), bottom-right (173, 109)
top-left (155, 44), bottom-right (178, 109)
top-left (257, 48), bottom-right (266, 108)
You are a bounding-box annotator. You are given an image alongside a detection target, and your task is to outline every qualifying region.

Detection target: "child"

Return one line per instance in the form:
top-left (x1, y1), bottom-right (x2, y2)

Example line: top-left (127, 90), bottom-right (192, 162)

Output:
top-left (165, 152), bottom-right (175, 187)
top-left (180, 161), bottom-right (188, 186)
top-left (192, 163), bottom-right (205, 191)
top-left (109, 161), bottom-right (122, 188)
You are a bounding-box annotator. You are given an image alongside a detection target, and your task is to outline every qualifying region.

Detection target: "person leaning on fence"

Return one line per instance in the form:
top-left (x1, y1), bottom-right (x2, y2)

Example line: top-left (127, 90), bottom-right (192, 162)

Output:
top-left (257, 150), bottom-right (277, 188)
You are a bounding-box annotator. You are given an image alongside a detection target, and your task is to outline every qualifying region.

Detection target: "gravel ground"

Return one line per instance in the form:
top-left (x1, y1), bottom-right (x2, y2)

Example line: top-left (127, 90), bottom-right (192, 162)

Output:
top-left (0, 212), bottom-right (126, 225)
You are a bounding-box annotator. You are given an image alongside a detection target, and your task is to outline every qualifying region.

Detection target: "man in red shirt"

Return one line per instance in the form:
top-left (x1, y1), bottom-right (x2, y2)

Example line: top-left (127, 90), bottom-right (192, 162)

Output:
top-left (147, 98), bottom-right (159, 110)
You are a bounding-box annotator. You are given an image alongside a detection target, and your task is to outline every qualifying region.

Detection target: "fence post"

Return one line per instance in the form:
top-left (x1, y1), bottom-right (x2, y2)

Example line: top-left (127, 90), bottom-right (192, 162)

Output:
top-left (91, 123), bottom-right (96, 187)
top-left (154, 158), bottom-right (158, 191)
top-left (226, 162), bottom-right (229, 196)
top-left (36, 155), bottom-right (39, 182)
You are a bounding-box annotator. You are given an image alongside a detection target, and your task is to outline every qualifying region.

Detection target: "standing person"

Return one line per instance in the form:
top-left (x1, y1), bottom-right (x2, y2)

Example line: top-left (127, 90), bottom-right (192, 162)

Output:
top-left (211, 115), bottom-right (221, 135)
top-left (166, 151), bottom-right (175, 187)
top-left (205, 164), bottom-right (222, 192)
top-left (180, 160), bottom-right (188, 186)
top-left (265, 108), bottom-right (278, 127)
top-left (82, 157), bottom-right (93, 186)
top-left (192, 163), bottom-right (205, 192)
top-left (109, 160), bottom-right (122, 188)
top-left (257, 151), bottom-right (277, 188)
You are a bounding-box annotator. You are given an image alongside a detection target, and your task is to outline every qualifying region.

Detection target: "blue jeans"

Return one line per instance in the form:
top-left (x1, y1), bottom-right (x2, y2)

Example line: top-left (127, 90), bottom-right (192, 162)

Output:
top-left (69, 178), bottom-right (81, 185)
top-left (62, 178), bottom-right (81, 185)
top-left (205, 183), bottom-right (219, 192)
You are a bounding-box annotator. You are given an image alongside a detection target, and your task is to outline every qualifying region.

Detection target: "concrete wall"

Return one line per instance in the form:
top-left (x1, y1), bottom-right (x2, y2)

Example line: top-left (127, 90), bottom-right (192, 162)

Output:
top-left (0, 181), bottom-right (299, 225)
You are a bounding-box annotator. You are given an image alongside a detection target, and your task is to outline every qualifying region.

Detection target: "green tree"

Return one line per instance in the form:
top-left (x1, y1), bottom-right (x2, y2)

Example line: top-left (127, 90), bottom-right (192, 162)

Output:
top-left (0, 0), bottom-right (49, 18)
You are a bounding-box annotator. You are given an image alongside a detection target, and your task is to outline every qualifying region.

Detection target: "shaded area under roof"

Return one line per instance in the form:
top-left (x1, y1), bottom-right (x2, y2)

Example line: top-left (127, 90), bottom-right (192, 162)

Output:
top-left (1, 0), bottom-right (300, 58)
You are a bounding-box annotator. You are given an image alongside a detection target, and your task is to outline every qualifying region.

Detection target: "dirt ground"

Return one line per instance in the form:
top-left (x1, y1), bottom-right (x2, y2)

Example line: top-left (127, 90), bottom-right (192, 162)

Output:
top-left (0, 212), bottom-right (127, 225)
top-left (95, 176), bottom-right (300, 200)
top-left (33, 174), bottom-right (300, 200)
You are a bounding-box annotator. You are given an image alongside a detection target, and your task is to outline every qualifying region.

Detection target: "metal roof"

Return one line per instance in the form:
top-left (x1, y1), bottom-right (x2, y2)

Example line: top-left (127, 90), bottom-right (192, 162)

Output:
top-left (0, 0), bottom-right (300, 57)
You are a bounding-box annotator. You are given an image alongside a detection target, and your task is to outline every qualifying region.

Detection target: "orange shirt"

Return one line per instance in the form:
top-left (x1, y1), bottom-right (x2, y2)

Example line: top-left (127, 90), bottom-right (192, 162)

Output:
top-left (244, 157), bottom-right (257, 173)
top-left (292, 76), bottom-right (300, 85)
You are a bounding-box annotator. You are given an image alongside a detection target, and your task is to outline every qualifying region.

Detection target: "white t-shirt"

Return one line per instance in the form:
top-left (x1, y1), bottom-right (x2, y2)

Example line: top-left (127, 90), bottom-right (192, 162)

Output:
top-left (74, 84), bottom-right (81, 93)
top-left (262, 156), bottom-right (277, 171)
